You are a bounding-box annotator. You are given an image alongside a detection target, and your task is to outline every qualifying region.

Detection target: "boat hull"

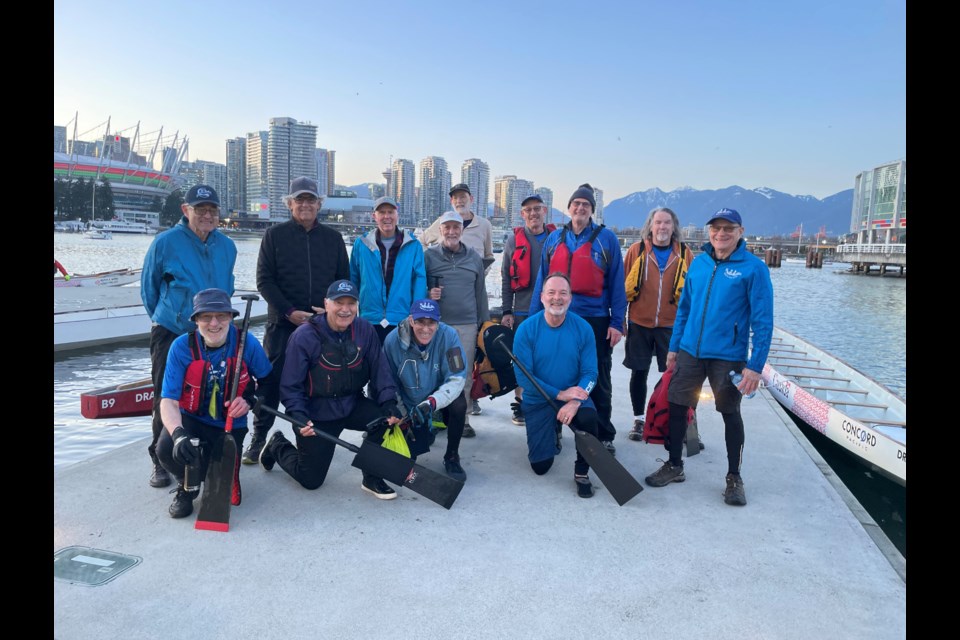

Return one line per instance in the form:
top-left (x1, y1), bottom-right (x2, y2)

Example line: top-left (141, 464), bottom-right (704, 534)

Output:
top-left (81, 378), bottom-right (154, 419)
top-left (53, 268), bottom-right (141, 288)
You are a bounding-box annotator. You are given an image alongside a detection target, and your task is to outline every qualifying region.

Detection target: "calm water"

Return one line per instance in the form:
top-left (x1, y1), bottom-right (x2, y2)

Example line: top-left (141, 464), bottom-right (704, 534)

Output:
top-left (53, 233), bottom-right (906, 554)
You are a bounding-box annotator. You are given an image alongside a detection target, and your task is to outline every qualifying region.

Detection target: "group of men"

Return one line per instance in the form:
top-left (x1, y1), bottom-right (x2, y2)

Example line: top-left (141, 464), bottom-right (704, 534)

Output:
top-left (140, 174), bottom-right (772, 518)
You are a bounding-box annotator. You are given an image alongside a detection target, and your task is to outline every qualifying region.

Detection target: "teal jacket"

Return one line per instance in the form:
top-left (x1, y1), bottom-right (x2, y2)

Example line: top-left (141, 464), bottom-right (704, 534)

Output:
top-left (350, 229), bottom-right (427, 326)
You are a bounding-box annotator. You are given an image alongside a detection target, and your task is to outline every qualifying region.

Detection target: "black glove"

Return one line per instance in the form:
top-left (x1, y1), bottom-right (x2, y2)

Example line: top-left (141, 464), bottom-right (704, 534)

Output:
top-left (379, 400), bottom-right (402, 420)
top-left (171, 426), bottom-right (200, 465)
top-left (411, 397), bottom-right (437, 426)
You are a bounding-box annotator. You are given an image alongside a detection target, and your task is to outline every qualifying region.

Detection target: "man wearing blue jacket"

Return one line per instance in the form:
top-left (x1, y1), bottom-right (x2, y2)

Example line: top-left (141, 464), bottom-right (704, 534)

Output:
top-left (529, 184), bottom-right (627, 456)
top-left (141, 185), bottom-right (237, 489)
top-left (350, 197), bottom-right (427, 343)
top-left (382, 299), bottom-right (469, 482)
top-left (644, 208), bottom-right (774, 506)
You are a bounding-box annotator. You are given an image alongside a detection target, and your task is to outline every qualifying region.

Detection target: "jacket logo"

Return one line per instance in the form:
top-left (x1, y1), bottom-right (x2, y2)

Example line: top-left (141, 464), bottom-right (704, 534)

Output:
top-left (723, 268), bottom-right (742, 279)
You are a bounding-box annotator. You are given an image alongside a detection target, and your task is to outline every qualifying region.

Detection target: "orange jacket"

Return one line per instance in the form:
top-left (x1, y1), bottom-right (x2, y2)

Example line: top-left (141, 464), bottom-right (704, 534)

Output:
top-left (624, 239), bottom-right (691, 328)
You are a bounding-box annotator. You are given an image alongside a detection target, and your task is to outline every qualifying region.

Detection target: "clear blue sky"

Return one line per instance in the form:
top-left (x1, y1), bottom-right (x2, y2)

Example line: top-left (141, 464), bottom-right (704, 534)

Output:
top-left (53, 0), bottom-right (905, 201)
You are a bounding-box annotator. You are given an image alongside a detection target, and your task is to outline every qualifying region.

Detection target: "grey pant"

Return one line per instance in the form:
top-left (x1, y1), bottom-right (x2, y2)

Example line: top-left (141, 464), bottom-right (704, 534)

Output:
top-left (450, 323), bottom-right (479, 424)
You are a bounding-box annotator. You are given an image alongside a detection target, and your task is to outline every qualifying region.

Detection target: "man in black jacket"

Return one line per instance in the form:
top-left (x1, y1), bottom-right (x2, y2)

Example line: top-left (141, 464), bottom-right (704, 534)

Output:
top-left (241, 176), bottom-right (350, 464)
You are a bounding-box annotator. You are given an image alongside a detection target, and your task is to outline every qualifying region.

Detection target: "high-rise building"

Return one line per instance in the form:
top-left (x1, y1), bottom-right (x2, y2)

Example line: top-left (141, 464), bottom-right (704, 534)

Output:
top-left (68, 140), bottom-right (99, 157)
top-left (266, 117), bottom-right (318, 222)
top-left (382, 166), bottom-right (393, 199)
top-left (225, 137), bottom-right (246, 214)
top-left (54, 126), bottom-right (67, 153)
top-left (315, 148), bottom-right (329, 197)
top-left (246, 131), bottom-right (269, 218)
top-left (494, 175), bottom-right (534, 228)
top-left (326, 150), bottom-right (336, 196)
top-left (390, 158), bottom-right (416, 226)
top-left (196, 161), bottom-right (227, 208)
top-left (177, 161), bottom-right (205, 193)
top-left (851, 159), bottom-right (906, 243)
top-left (593, 186), bottom-right (604, 224)
top-left (368, 183), bottom-right (386, 199)
top-left (535, 187), bottom-right (554, 224)
top-left (418, 156), bottom-right (451, 226)
top-left (461, 158), bottom-right (490, 218)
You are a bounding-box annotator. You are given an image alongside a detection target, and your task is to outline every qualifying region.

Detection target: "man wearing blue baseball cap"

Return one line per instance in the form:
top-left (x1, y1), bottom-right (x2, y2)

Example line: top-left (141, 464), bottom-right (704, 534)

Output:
top-left (643, 208), bottom-right (773, 507)
top-left (141, 184), bottom-right (238, 489)
top-left (381, 298), bottom-right (470, 481)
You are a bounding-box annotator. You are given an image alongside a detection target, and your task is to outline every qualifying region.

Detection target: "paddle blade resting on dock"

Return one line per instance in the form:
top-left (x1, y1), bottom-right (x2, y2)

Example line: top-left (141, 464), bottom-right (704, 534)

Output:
top-left (351, 440), bottom-right (465, 510)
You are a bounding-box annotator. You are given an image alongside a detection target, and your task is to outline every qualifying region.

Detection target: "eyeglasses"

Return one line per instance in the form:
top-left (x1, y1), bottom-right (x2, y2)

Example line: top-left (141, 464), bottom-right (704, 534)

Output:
top-left (191, 206), bottom-right (220, 217)
top-left (294, 195), bottom-right (319, 204)
top-left (570, 201), bottom-right (592, 210)
top-left (708, 224), bottom-right (740, 234)
top-left (195, 312), bottom-right (234, 324)
top-left (522, 206), bottom-right (545, 214)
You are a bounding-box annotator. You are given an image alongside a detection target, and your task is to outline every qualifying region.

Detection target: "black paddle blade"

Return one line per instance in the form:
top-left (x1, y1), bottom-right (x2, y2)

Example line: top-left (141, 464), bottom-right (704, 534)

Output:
top-left (685, 413), bottom-right (702, 458)
top-left (351, 440), bottom-right (465, 509)
top-left (195, 435), bottom-right (237, 532)
top-left (572, 430), bottom-right (644, 506)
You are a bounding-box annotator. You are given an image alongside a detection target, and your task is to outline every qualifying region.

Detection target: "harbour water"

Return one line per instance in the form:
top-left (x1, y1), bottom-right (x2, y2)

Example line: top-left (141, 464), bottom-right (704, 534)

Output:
top-left (53, 232), bottom-right (906, 554)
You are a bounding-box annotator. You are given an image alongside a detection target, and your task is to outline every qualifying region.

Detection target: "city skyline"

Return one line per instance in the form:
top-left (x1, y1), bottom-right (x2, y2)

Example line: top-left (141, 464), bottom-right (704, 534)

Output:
top-left (53, 0), bottom-right (905, 201)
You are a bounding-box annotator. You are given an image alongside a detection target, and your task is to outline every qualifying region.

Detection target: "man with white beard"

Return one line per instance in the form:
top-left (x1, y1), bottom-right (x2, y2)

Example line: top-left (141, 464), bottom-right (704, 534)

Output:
top-left (621, 207), bottom-right (692, 440)
top-left (512, 273), bottom-right (601, 499)
top-left (421, 183), bottom-right (494, 274)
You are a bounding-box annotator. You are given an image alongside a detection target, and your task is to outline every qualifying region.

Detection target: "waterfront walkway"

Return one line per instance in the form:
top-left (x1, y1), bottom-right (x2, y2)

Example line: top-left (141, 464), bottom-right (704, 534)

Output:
top-left (54, 343), bottom-right (906, 639)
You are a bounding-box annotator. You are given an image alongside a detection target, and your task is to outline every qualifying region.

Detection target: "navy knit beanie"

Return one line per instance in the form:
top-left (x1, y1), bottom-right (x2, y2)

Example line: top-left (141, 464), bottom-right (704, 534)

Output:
top-left (568, 183), bottom-right (596, 211)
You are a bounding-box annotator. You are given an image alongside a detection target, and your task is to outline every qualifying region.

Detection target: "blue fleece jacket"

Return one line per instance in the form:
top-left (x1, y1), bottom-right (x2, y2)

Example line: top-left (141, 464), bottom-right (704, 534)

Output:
top-left (349, 229), bottom-right (427, 326)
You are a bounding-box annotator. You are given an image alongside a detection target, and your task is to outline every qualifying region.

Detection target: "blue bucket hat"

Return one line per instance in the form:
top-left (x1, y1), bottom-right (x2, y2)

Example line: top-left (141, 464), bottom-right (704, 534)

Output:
top-left (190, 288), bottom-right (238, 321)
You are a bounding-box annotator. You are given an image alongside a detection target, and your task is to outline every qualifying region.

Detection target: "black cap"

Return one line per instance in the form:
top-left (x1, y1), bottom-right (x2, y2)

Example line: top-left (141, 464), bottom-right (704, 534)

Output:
top-left (521, 194), bottom-right (544, 207)
top-left (326, 279), bottom-right (359, 301)
top-left (185, 184), bottom-right (220, 207)
top-left (449, 183), bottom-right (471, 197)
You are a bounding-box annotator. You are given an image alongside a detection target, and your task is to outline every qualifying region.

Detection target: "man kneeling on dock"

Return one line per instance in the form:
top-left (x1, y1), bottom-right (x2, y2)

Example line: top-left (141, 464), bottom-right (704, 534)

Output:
top-left (643, 208), bottom-right (773, 506)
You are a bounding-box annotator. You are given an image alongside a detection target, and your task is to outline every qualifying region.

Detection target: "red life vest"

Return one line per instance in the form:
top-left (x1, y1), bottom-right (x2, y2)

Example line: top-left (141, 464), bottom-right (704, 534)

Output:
top-left (508, 224), bottom-right (556, 292)
top-left (179, 330), bottom-right (250, 416)
top-left (547, 224), bottom-right (607, 297)
top-left (643, 368), bottom-right (695, 445)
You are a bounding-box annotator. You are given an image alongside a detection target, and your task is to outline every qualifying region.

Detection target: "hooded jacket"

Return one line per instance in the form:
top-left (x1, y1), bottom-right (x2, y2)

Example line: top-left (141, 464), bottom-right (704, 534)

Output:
top-left (349, 230), bottom-right (427, 326)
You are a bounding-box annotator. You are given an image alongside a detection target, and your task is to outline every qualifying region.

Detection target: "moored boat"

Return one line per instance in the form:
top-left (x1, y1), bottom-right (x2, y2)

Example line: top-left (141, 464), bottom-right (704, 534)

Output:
top-left (53, 267), bottom-right (142, 288)
top-left (80, 377), bottom-right (153, 419)
top-left (761, 326), bottom-right (906, 486)
top-left (83, 229), bottom-right (112, 240)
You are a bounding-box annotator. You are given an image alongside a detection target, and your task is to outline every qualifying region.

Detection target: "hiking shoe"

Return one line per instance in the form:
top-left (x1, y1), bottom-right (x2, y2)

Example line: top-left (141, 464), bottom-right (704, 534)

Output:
top-left (575, 475), bottom-right (595, 498)
top-left (510, 401), bottom-right (525, 425)
top-left (443, 456), bottom-right (467, 482)
top-left (645, 460), bottom-right (685, 487)
top-left (241, 436), bottom-right (266, 465)
top-left (150, 464), bottom-right (172, 488)
top-left (259, 431), bottom-right (287, 471)
top-left (462, 424), bottom-right (476, 438)
top-left (168, 485), bottom-right (199, 518)
top-left (361, 477), bottom-right (397, 500)
top-left (627, 418), bottom-right (644, 441)
top-left (723, 474), bottom-right (747, 506)
top-left (470, 399), bottom-right (483, 415)
top-left (602, 440), bottom-right (616, 456)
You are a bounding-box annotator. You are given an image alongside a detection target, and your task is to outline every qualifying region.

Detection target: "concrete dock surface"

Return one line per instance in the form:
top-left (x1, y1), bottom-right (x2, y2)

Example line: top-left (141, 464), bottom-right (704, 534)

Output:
top-left (54, 344), bottom-right (906, 639)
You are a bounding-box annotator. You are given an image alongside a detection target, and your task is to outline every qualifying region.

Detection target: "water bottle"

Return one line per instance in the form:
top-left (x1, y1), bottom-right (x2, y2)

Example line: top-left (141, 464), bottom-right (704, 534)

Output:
top-left (183, 438), bottom-right (202, 491)
top-left (729, 371), bottom-right (756, 399)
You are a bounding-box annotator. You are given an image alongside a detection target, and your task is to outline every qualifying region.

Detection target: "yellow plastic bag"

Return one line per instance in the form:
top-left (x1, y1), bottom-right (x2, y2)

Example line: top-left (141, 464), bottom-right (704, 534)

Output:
top-left (381, 425), bottom-right (411, 458)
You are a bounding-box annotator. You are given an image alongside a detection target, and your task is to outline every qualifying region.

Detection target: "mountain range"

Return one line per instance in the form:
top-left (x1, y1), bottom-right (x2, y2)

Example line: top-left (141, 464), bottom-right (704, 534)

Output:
top-left (347, 183), bottom-right (855, 238)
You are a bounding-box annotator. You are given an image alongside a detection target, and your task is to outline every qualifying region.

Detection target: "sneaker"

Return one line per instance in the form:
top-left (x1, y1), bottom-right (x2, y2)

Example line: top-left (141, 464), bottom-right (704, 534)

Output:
top-left (241, 436), bottom-right (266, 465)
top-left (259, 431), bottom-right (287, 471)
top-left (470, 399), bottom-right (483, 415)
top-left (443, 456), bottom-right (467, 482)
top-left (462, 424), bottom-right (476, 438)
top-left (575, 475), bottom-right (595, 498)
top-left (601, 440), bottom-right (616, 456)
top-left (510, 401), bottom-right (525, 426)
top-left (150, 464), bottom-right (172, 488)
top-left (627, 417), bottom-right (644, 441)
top-left (361, 477), bottom-right (397, 500)
top-left (168, 484), bottom-right (199, 518)
top-left (723, 474), bottom-right (747, 506)
top-left (645, 460), bottom-right (685, 487)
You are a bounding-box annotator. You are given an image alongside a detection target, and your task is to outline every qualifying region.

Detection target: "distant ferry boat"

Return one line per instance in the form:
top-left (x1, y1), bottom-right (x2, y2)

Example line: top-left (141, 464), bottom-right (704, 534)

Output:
top-left (90, 220), bottom-right (157, 235)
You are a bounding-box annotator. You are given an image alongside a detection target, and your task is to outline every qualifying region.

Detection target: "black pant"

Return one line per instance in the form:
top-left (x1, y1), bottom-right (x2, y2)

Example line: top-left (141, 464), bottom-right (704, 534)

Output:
top-left (250, 321), bottom-right (297, 441)
top-left (272, 397), bottom-right (385, 490)
top-left (148, 325), bottom-right (179, 465)
top-left (623, 323), bottom-right (672, 415)
top-left (156, 413), bottom-right (248, 484)
top-left (583, 316), bottom-right (615, 441)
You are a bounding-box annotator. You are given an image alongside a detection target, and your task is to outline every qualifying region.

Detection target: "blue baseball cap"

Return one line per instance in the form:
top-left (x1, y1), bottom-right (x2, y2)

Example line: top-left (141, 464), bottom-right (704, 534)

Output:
top-left (326, 279), bottom-right (359, 301)
top-left (707, 208), bottom-right (742, 226)
top-left (410, 298), bottom-right (440, 321)
top-left (185, 184), bottom-right (220, 206)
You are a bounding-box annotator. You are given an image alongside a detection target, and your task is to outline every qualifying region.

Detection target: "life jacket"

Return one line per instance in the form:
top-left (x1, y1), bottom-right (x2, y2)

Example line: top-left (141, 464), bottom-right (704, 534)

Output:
top-left (625, 240), bottom-right (689, 304)
top-left (470, 321), bottom-right (518, 399)
top-left (643, 368), bottom-right (695, 446)
top-left (546, 224), bottom-right (607, 297)
top-left (509, 224), bottom-right (556, 292)
top-left (179, 331), bottom-right (250, 417)
top-left (307, 323), bottom-right (371, 398)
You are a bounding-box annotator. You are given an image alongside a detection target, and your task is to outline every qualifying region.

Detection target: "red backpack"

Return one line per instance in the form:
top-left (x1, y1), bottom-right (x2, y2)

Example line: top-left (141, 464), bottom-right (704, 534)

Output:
top-left (643, 368), bottom-right (695, 446)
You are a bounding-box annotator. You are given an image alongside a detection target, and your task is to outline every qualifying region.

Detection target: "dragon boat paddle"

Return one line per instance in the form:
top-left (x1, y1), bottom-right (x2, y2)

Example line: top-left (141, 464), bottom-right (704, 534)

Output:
top-left (195, 294), bottom-right (258, 532)
top-left (253, 402), bottom-right (465, 510)
top-left (493, 334), bottom-right (643, 506)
